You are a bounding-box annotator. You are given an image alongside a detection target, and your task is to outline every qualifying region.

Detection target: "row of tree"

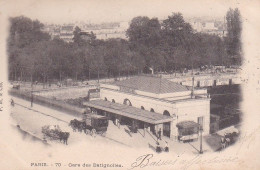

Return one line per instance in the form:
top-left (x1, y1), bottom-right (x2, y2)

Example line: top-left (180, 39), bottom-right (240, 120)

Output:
top-left (8, 9), bottom-right (242, 83)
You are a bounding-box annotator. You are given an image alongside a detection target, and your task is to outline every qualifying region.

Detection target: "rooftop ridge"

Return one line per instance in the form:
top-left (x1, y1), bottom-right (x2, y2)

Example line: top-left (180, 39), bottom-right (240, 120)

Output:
top-left (106, 75), bottom-right (189, 94)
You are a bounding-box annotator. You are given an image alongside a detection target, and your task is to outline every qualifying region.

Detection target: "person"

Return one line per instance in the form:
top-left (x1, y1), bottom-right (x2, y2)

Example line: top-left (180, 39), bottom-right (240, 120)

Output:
top-left (158, 128), bottom-right (162, 140)
top-left (56, 125), bottom-right (61, 130)
top-left (156, 142), bottom-right (162, 153)
top-left (11, 99), bottom-right (14, 106)
top-left (49, 125), bottom-right (55, 131)
top-left (117, 119), bottom-right (121, 128)
top-left (164, 141), bottom-right (169, 152)
top-left (221, 137), bottom-right (226, 149)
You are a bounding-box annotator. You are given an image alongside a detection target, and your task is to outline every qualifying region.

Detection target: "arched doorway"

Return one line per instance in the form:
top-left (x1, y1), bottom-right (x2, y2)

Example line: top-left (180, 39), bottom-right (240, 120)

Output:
top-left (141, 106), bottom-right (145, 110)
top-left (123, 99), bottom-right (132, 106)
top-left (150, 108), bottom-right (155, 112)
top-left (112, 99), bottom-right (115, 103)
top-left (104, 97), bottom-right (108, 101)
top-left (163, 110), bottom-right (171, 137)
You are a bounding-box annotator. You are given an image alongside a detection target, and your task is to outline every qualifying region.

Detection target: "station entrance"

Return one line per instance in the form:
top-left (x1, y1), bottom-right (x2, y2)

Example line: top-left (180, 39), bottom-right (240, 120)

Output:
top-left (84, 99), bottom-right (173, 137)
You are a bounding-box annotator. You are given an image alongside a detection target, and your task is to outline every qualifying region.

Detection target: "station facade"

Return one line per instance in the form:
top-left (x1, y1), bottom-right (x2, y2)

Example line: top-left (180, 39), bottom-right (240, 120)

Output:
top-left (95, 75), bottom-right (211, 140)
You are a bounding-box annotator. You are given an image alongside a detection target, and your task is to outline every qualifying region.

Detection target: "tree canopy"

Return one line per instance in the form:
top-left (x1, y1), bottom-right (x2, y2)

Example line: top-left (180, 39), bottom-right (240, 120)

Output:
top-left (8, 10), bottom-right (241, 83)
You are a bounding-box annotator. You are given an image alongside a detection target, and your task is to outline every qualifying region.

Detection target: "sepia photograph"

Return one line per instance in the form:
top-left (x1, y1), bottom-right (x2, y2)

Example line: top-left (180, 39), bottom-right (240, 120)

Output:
top-left (0, 0), bottom-right (260, 169)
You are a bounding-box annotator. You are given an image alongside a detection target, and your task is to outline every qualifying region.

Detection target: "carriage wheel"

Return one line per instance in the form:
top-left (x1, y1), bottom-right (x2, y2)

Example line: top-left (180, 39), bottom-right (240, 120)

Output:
top-left (91, 129), bottom-right (96, 137)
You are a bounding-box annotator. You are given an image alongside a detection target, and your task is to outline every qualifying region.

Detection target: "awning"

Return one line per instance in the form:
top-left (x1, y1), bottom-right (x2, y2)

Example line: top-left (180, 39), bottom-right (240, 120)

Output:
top-left (176, 121), bottom-right (200, 129)
top-left (216, 126), bottom-right (239, 136)
top-left (83, 100), bottom-right (173, 124)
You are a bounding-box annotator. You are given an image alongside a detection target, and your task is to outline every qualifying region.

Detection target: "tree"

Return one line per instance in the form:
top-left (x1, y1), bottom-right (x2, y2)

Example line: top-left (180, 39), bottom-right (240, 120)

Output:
top-left (127, 17), bottom-right (164, 72)
top-left (161, 13), bottom-right (193, 72)
top-left (226, 8), bottom-right (242, 65)
top-left (126, 16), bottom-right (150, 44)
top-left (8, 16), bottom-right (50, 81)
top-left (89, 42), bottom-right (107, 82)
top-left (73, 26), bottom-right (83, 45)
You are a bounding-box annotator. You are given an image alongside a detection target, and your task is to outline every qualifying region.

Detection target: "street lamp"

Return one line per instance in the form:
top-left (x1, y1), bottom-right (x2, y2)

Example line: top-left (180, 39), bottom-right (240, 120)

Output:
top-left (199, 124), bottom-right (203, 154)
top-left (31, 81), bottom-right (34, 107)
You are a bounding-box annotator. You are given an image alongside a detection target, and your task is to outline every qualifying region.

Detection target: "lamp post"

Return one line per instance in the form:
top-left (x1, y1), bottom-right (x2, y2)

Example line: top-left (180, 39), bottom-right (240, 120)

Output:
top-left (199, 124), bottom-right (203, 154)
top-left (31, 83), bottom-right (33, 107)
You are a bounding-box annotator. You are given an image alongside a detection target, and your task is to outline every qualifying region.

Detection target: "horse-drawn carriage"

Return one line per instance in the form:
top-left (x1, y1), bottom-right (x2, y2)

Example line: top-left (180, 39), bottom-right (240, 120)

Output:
top-left (217, 126), bottom-right (239, 149)
top-left (69, 114), bottom-right (108, 136)
top-left (41, 125), bottom-right (70, 145)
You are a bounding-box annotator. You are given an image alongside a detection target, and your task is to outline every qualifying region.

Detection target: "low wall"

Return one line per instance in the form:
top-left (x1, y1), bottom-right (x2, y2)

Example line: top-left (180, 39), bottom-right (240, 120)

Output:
top-left (9, 89), bottom-right (85, 116)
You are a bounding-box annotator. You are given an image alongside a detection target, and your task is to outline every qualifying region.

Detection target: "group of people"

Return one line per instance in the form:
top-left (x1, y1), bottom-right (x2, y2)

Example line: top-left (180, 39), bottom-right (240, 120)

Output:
top-left (155, 128), bottom-right (169, 153)
top-left (220, 136), bottom-right (231, 149)
top-left (153, 140), bottom-right (169, 153)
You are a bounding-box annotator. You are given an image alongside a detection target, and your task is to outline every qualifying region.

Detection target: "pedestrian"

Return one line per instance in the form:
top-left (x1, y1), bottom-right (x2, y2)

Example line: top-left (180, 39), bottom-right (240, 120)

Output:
top-left (164, 141), bottom-right (169, 152)
top-left (158, 128), bottom-right (162, 140)
top-left (117, 119), bottom-right (121, 128)
top-left (10, 99), bottom-right (14, 106)
top-left (156, 142), bottom-right (161, 153)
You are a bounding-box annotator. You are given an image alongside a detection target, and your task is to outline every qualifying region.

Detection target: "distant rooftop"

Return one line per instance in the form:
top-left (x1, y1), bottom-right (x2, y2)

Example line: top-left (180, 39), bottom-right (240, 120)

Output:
top-left (107, 75), bottom-right (190, 94)
top-left (61, 25), bottom-right (74, 31)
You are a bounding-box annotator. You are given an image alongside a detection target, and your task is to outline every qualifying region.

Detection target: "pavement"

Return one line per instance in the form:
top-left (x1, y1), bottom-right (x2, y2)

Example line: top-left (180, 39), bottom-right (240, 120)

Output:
top-left (10, 96), bottom-right (216, 155)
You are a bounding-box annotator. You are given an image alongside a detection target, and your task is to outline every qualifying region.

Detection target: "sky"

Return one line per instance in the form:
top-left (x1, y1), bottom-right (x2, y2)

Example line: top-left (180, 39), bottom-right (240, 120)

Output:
top-left (0, 0), bottom-right (241, 24)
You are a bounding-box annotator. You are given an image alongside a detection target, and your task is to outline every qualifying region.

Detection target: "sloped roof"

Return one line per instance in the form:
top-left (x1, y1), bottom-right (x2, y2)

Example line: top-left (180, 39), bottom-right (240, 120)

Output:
top-left (109, 76), bottom-right (189, 94)
top-left (84, 100), bottom-right (173, 124)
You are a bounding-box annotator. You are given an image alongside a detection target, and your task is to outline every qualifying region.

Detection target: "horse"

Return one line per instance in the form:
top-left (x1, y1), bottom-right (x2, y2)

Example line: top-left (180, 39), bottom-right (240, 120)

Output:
top-left (59, 132), bottom-right (70, 145)
top-left (69, 119), bottom-right (87, 133)
top-left (69, 119), bottom-right (80, 132)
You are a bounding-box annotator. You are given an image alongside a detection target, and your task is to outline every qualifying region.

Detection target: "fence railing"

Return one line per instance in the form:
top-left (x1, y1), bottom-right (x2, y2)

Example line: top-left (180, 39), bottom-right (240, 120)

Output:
top-left (9, 89), bottom-right (85, 116)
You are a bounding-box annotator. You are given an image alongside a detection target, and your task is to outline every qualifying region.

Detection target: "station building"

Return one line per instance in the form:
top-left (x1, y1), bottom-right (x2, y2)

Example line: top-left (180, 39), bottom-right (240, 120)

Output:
top-left (84, 75), bottom-right (210, 140)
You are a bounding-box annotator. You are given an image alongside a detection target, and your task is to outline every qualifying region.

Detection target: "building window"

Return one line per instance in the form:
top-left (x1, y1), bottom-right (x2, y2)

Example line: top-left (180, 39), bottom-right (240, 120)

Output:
top-left (163, 110), bottom-right (171, 137)
top-left (229, 79), bottom-right (232, 85)
top-left (197, 81), bottom-right (200, 87)
top-left (112, 99), bottom-right (115, 103)
top-left (213, 80), bottom-right (217, 86)
top-left (150, 108), bottom-right (155, 112)
top-left (123, 99), bottom-right (132, 106)
top-left (141, 106), bottom-right (145, 110)
top-left (163, 110), bottom-right (170, 116)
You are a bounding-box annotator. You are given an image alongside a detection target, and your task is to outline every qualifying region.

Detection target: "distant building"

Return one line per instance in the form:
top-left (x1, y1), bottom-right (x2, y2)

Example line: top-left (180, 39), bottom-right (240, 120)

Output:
top-left (60, 25), bottom-right (74, 43)
top-left (83, 21), bottom-right (129, 40)
top-left (79, 31), bottom-right (94, 41)
top-left (191, 21), bottom-right (203, 32)
top-left (204, 22), bottom-right (216, 30)
top-left (191, 20), bottom-right (227, 37)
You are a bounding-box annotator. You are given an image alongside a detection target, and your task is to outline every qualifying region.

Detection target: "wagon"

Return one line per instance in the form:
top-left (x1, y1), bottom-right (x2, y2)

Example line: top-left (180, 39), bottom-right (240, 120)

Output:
top-left (41, 125), bottom-right (70, 144)
top-left (42, 125), bottom-right (61, 140)
top-left (84, 114), bottom-right (108, 135)
top-left (70, 114), bottom-right (108, 136)
top-left (176, 121), bottom-right (200, 142)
